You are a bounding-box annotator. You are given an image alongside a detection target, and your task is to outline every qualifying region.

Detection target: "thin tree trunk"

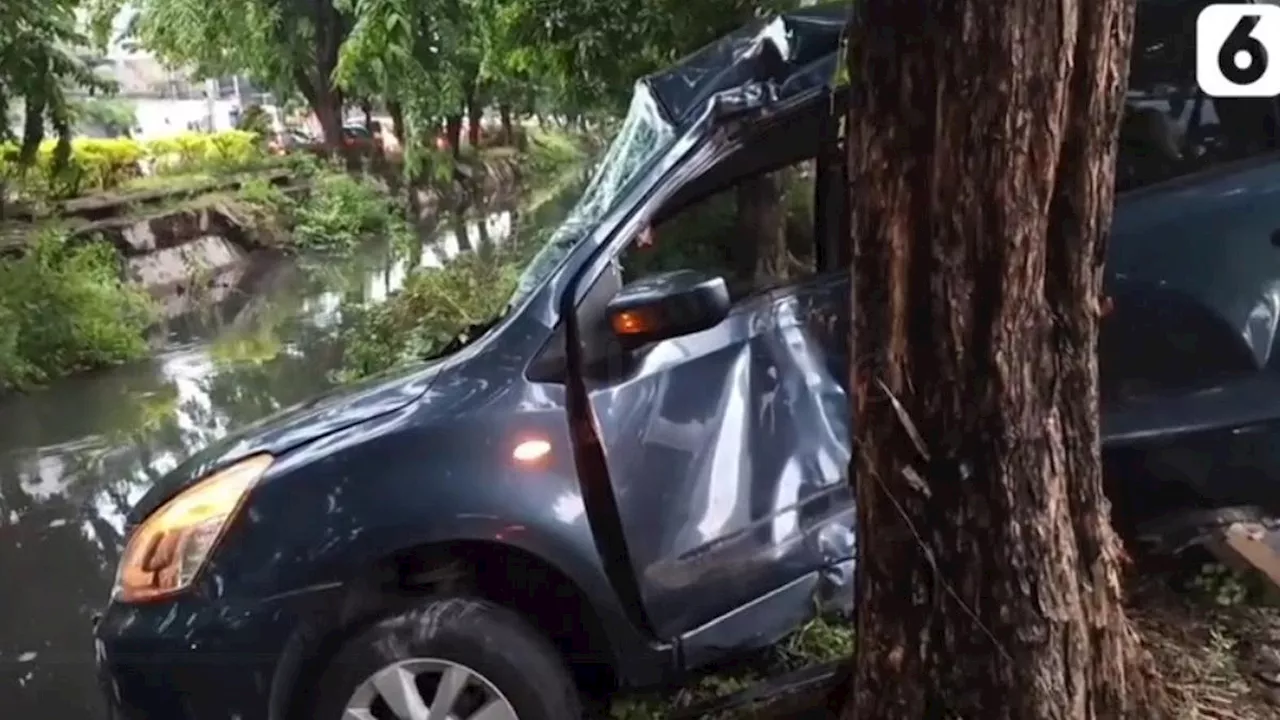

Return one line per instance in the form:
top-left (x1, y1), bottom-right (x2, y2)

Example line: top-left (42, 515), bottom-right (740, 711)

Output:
top-left (407, 220), bottom-right (423, 267)
top-left (388, 101), bottom-right (406, 145)
top-left (446, 114), bottom-right (463, 159)
top-left (467, 98), bottom-right (483, 148)
top-left (499, 104), bottom-right (514, 146)
top-left (476, 207), bottom-right (493, 259)
top-left (734, 172), bottom-right (787, 290)
top-left (839, 0), bottom-right (1166, 717)
top-left (452, 210), bottom-right (472, 254)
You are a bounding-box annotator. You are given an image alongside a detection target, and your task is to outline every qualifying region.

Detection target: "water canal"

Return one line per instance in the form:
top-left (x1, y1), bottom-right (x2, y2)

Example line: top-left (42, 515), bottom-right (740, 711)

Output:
top-left (0, 176), bottom-right (585, 718)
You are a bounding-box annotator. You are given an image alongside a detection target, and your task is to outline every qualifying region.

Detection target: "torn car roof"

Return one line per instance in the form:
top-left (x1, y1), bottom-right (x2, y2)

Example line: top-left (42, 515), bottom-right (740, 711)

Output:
top-left (638, 3), bottom-right (850, 130)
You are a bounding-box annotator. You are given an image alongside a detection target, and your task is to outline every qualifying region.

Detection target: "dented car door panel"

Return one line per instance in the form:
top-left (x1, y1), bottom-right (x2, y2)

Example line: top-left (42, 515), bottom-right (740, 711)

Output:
top-left (586, 273), bottom-right (853, 639)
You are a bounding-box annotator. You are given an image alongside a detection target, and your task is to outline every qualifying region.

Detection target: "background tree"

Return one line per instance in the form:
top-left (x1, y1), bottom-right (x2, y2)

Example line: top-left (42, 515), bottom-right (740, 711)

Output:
top-left (1, 0), bottom-right (112, 217)
top-left (235, 103), bottom-right (273, 140)
top-left (839, 0), bottom-right (1168, 716)
top-left (121, 0), bottom-right (352, 147)
top-left (70, 97), bottom-right (137, 137)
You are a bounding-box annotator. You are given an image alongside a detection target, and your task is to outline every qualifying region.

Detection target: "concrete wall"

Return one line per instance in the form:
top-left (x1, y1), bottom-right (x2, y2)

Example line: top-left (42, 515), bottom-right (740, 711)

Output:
top-left (131, 99), bottom-right (288, 140)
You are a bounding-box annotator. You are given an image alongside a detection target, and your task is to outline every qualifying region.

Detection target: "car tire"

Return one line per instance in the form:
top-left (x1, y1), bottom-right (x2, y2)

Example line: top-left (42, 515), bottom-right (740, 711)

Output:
top-left (312, 595), bottom-right (583, 720)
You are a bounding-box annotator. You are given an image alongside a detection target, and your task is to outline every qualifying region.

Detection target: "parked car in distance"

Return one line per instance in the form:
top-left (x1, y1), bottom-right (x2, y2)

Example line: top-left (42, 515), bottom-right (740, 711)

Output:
top-left (342, 123), bottom-right (377, 150)
top-left (93, 2), bottom-right (1280, 719)
top-left (267, 128), bottom-right (315, 155)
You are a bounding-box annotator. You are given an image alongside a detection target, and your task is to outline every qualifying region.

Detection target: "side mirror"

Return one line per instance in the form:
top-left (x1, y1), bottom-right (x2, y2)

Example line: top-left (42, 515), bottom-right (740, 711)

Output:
top-left (606, 270), bottom-right (731, 350)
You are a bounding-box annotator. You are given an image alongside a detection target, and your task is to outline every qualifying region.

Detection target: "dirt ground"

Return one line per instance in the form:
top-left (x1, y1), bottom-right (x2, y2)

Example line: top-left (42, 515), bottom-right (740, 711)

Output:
top-left (1132, 581), bottom-right (1280, 719)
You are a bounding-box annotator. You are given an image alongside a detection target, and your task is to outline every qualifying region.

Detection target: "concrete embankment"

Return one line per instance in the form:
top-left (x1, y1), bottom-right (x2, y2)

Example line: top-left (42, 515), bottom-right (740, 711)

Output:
top-left (0, 154), bottom-right (523, 318)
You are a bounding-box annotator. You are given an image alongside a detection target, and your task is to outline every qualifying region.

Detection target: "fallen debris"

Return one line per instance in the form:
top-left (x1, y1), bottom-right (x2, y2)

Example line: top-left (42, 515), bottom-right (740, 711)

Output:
top-left (1133, 579), bottom-right (1280, 718)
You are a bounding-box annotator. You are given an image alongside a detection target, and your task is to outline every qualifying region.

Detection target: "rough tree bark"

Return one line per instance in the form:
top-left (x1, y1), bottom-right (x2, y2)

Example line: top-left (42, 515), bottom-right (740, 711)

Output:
top-left (294, 0), bottom-right (348, 151)
top-left (294, 69), bottom-right (345, 151)
top-left (839, 0), bottom-right (1167, 717)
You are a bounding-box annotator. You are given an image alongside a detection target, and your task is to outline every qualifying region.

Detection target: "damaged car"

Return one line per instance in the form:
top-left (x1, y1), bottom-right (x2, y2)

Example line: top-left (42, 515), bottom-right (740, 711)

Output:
top-left (94, 1), bottom-right (1280, 719)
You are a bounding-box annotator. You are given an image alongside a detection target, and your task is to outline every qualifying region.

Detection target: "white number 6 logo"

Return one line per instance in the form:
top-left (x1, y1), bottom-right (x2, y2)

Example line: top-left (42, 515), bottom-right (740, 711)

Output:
top-left (1197, 3), bottom-right (1280, 97)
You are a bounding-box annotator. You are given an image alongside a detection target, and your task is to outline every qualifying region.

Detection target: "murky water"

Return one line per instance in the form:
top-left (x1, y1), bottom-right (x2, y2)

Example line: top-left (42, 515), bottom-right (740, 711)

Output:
top-left (0, 179), bottom-right (581, 718)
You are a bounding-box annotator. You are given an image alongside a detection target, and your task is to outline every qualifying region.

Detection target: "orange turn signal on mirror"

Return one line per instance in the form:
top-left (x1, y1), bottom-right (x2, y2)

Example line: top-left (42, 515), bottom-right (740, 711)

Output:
top-left (611, 309), bottom-right (657, 336)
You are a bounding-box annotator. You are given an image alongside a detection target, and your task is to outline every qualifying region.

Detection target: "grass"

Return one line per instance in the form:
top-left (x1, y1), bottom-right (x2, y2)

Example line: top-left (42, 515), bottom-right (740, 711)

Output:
top-left (608, 616), bottom-right (853, 719)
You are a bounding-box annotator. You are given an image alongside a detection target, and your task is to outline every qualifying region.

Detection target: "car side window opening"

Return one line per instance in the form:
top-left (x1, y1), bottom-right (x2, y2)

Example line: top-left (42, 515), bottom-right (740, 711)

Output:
top-left (1120, 0), bottom-right (1280, 191)
top-left (619, 157), bottom-right (822, 301)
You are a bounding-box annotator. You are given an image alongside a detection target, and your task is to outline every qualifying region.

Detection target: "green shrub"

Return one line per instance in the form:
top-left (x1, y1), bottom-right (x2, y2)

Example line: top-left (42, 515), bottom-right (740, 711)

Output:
top-left (71, 98), bottom-right (139, 138)
top-left (523, 130), bottom-right (588, 179)
top-left (291, 172), bottom-right (412, 253)
top-left (229, 176), bottom-right (297, 244)
top-left (238, 176), bottom-right (294, 210)
top-left (0, 130), bottom-right (272, 202)
top-left (0, 230), bottom-right (156, 391)
top-left (236, 105), bottom-right (273, 140)
top-left (146, 130), bottom-right (266, 175)
top-left (339, 249), bottom-right (523, 380)
top-left (336, 167), bottom-right (588, 382)
top-left (1, 137), bottom-right (145, 201)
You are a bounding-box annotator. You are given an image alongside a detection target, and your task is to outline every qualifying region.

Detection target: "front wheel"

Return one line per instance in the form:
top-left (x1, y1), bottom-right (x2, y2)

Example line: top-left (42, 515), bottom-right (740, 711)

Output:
top-left (313, 596), bottom-right (583, 720)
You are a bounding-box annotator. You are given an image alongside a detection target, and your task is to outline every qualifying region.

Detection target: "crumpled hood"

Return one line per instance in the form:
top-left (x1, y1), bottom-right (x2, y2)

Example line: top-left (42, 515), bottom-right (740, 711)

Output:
top-left (126, 358), bottom-right (446, 526)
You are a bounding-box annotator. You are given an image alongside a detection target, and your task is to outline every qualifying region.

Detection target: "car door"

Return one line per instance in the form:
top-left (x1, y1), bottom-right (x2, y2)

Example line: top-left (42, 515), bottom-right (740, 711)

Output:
top-left (582, 149), bottom-right (855, 640)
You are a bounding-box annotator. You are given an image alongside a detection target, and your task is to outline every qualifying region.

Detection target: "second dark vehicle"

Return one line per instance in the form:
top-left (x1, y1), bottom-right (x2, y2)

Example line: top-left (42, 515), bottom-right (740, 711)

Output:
top-left (95, 3), bottom-right (1280, 719)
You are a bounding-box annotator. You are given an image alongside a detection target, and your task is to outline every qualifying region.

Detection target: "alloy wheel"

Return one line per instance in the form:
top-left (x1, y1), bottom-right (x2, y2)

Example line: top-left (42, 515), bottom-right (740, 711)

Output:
top-left (343, 658), bottom-right (519, 720)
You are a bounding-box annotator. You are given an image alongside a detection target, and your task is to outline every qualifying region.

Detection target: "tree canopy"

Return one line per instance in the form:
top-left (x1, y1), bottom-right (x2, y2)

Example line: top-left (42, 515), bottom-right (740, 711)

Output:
top-left (102, 0), bottom-right (807, 156)
top-left (1, 0), bottom-right (113, 166)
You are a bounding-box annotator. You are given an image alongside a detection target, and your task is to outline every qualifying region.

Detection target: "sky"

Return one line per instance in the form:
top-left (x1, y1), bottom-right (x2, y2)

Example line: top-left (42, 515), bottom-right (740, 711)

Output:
top-left (103, 6), bottom-right (147, 60)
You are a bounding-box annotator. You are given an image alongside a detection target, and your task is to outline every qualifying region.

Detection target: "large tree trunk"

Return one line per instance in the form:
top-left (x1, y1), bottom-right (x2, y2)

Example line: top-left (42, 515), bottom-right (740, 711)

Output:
top-left (295, 69), bottom-right (345, 152)
top-left (299, 0), bottom-right (348, 153)
top-left (839, 0), bottom-right (1166, 717)
top-left (315, 93), bottom-right (345, 151)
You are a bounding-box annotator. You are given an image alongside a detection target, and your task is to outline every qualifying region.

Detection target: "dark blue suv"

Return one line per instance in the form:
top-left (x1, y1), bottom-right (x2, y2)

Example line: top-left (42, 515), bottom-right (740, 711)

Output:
top-left (94, 3), bottom-right (1280, 719)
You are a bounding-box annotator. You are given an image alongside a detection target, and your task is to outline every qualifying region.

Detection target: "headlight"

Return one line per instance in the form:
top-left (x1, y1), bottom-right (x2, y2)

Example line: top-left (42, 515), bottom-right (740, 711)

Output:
top-left (113, 454), bottom-right (273, 603)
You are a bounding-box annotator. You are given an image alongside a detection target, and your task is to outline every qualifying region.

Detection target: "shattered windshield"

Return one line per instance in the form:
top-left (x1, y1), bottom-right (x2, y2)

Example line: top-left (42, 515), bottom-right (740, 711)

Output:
top-left (508, 87), bottom-right (675, 309)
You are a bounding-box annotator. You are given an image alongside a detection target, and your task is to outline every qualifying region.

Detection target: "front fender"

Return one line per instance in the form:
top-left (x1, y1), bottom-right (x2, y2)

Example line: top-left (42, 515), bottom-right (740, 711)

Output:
top-left (201, 398), bottom-right (669, 684)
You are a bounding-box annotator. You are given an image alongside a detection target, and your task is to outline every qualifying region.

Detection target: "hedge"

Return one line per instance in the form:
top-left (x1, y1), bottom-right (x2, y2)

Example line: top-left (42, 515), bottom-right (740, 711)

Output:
top-left (0, 130), bottom-right (268, 201)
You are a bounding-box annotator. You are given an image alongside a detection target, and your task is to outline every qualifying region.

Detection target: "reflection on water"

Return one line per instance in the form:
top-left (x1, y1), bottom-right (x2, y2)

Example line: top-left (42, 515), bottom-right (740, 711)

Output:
top-left (0, 182), bottom-right (576, 718)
